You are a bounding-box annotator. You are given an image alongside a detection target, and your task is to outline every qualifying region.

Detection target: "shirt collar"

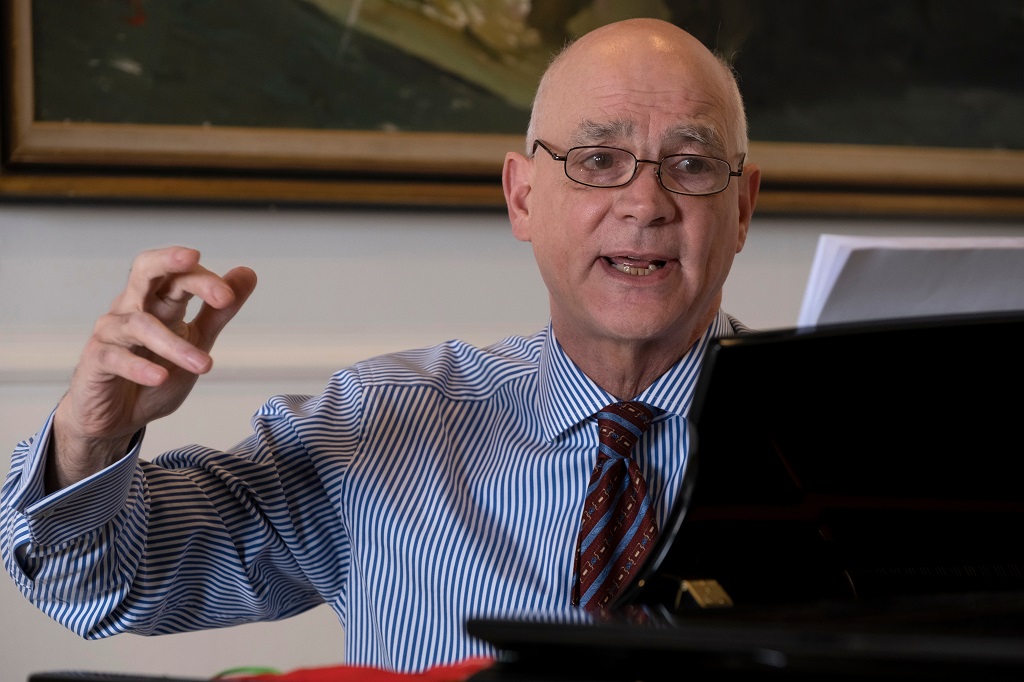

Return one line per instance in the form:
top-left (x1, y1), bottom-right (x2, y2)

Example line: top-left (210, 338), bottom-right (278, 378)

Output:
top-left (536, 310), bottom-right (739, 442)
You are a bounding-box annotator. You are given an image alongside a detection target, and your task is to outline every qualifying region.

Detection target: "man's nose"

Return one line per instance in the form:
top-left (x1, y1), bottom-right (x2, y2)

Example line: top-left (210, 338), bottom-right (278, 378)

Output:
top-left (616, 159), bottom-right (676, 224)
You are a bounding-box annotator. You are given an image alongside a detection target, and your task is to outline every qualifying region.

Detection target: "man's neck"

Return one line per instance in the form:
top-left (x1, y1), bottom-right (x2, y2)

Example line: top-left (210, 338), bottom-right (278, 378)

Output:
top-left (554, 309), bottom-right (718, 400)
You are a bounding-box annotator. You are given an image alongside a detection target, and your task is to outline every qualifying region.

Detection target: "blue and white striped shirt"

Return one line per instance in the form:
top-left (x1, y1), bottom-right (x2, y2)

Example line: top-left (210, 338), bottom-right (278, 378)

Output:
top-left (1, 312), bottom-right (741, 672)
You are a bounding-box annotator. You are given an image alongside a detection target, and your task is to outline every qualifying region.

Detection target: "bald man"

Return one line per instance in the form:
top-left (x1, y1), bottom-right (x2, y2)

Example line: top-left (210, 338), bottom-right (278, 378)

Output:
top-left (2, 18), bottom-right (760, 673)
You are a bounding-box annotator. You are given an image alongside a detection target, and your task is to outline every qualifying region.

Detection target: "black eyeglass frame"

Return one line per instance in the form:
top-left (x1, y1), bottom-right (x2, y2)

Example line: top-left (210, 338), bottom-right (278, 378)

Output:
top-left (532, 139), bottom-right (745, 197)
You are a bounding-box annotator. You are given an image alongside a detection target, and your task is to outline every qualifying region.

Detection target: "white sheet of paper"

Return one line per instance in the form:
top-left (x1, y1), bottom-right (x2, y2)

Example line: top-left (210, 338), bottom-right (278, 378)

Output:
top-left (797, 234), bottom-right (1024, 327)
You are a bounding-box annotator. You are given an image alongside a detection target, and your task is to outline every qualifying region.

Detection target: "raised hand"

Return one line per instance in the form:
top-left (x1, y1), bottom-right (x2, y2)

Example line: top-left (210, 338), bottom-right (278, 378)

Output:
top-left (47, 246), bottom-right (258, 491)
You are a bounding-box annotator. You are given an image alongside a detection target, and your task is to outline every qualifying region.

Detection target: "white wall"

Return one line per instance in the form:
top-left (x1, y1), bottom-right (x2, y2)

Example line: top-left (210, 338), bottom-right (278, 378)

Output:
top-left (2, 202), bottom-right (1022, 679)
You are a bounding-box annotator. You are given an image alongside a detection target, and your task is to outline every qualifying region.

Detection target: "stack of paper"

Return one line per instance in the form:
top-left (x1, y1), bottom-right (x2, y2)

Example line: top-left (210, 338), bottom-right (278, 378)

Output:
top-left (797, 234), bottom-right (1024, 327)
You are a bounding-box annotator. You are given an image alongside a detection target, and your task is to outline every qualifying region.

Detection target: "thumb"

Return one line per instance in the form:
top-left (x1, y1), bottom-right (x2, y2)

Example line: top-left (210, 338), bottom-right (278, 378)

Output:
top-left (191, 266), bottom-right (258, 351)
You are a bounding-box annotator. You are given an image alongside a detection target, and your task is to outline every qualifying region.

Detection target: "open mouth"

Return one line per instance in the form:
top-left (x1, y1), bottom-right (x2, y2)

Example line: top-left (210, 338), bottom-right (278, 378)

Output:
top-left (606, 257), bottom-right (667, 276)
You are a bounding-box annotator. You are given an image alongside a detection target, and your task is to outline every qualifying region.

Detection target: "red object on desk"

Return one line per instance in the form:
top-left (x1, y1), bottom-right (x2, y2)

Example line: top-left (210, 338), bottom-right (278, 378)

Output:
top-left (223, 657), bottom-right (494, 681)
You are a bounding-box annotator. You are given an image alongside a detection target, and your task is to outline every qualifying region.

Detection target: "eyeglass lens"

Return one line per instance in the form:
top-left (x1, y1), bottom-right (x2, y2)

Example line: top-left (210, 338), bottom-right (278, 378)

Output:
top-left (565, 147), bottom-right (732, 195)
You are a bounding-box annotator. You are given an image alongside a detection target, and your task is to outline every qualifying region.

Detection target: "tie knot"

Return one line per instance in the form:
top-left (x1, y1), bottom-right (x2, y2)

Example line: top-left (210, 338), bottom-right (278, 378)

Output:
top-left (597, 401), bottom-right (655, 458)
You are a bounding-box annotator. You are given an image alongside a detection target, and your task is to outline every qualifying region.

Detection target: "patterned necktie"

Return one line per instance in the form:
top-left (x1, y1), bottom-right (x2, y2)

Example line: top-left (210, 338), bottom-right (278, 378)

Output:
top-left (571, 401), bottom-right (658, 612)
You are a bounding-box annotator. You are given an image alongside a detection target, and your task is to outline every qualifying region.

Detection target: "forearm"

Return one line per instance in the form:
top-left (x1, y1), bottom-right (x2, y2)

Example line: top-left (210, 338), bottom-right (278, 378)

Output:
top-left (3, 421), bottom-right (323, 638)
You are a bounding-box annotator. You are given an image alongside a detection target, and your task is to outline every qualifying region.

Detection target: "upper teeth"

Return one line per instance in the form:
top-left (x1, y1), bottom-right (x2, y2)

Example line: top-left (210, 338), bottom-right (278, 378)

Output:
top-left (613, 262), bottom-right (662, 276)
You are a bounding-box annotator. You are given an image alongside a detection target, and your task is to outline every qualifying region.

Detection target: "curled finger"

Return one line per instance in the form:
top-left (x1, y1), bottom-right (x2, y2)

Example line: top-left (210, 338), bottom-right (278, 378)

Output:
top-left (94, 309), bottom-right (213, 376)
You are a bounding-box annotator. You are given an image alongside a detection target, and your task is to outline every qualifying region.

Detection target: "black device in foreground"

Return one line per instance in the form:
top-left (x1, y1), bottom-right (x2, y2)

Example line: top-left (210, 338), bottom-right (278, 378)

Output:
top-left (467, 311), bottom-right (1024, 681)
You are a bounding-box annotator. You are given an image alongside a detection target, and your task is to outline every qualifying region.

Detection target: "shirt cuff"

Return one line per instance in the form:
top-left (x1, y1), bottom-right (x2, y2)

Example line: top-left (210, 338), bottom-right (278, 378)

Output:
top-left (11, 411), bottom-right (144, 547)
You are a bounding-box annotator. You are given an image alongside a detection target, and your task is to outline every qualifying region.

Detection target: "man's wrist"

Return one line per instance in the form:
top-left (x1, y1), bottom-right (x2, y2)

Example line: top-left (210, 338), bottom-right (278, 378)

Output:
top-left (46, 411), bottom-right (134, 493)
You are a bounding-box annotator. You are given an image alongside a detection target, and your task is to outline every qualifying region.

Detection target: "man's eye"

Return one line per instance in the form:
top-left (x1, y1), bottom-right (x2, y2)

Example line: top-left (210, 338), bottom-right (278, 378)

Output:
top-left (582, 152), bottom-right (617, 170)
top-left (675, 157), bottom-right (711, 175)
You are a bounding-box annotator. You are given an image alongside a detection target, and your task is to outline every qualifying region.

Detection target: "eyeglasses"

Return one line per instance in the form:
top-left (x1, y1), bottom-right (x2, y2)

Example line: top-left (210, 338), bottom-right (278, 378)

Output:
top-left (532, 140), bottom-right (744, 196)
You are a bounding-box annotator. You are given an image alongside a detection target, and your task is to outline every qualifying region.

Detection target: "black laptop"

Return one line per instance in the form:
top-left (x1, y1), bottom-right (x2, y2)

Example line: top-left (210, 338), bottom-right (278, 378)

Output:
top-left (466, 311), bottom-right (1024, 681)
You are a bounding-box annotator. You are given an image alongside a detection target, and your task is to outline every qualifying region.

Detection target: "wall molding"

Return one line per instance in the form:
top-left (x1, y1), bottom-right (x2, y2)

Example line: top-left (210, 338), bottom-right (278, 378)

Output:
top-left (0, 326), bottom-right (527, 384)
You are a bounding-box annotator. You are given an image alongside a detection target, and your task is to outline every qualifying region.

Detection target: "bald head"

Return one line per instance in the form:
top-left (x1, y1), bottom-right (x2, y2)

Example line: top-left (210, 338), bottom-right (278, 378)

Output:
top-left (526, 18), bottom-right (747, 158)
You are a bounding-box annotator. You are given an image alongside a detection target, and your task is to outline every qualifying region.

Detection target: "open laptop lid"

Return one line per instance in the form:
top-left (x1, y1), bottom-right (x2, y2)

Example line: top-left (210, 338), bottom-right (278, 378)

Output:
top-left (613, 310), bottom-right (1024, 613)
top-left (467, 312), bottom-right (1024, 680)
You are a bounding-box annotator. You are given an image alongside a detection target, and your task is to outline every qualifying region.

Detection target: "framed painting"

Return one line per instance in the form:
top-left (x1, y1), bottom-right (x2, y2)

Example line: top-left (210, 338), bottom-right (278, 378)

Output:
top-left (2, 0), bottom-right (1023, 216)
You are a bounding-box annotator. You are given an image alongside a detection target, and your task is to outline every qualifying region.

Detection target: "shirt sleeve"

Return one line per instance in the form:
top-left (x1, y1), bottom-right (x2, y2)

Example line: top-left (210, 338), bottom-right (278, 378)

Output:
top-left (0, 377), bottom-right (359, 640)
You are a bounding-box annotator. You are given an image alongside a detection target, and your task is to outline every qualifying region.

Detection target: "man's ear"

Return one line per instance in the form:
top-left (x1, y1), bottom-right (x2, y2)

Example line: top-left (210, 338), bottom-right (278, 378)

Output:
top-left (734, 162), bottom-right (761, 252)
top-left (503, 151), bottom-right (533, 243)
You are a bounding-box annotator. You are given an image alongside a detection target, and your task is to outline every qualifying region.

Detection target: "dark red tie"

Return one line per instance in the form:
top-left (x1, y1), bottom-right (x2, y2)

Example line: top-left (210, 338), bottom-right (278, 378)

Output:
top-left (571, 401), bottom-right (658, 612)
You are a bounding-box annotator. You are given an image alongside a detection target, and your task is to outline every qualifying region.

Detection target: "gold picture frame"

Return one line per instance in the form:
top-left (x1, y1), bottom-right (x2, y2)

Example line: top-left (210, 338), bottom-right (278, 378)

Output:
top-left (3, 0), bottom-right (1023, 217)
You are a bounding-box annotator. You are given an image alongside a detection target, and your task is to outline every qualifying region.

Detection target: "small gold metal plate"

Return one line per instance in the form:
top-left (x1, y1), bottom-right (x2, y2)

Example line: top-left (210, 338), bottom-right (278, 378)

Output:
top-left (677, 579), bottom-right (734, 609)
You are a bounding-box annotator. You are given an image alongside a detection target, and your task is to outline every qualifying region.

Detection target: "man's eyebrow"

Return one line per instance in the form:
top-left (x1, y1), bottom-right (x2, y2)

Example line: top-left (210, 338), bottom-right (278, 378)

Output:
top-left (569, 119), bottom-right (634, 146)
top-left (569, 120), bottom-right (727, 155)
top-left (666, 124), bottom-right (727, 155)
